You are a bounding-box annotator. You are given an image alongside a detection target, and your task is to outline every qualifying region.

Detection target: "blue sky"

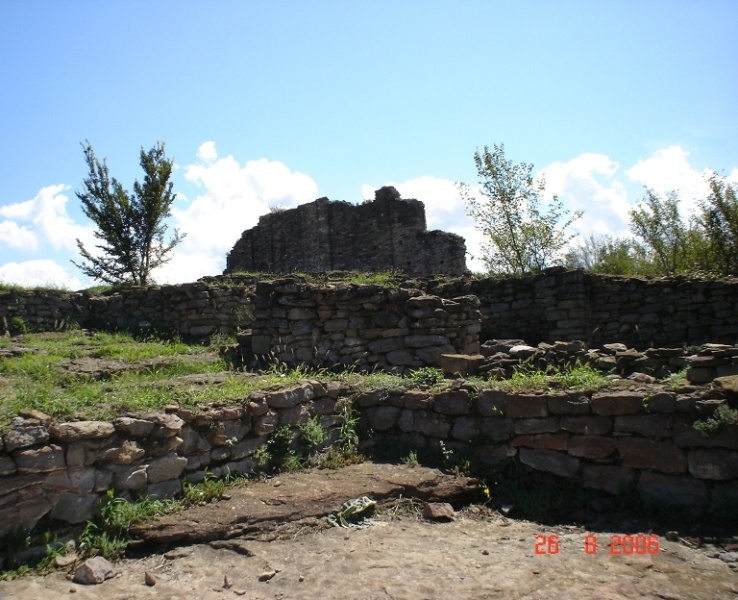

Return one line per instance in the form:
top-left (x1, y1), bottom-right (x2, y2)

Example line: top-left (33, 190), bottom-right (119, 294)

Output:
top-left (1, 1), bottom-right (736, 288)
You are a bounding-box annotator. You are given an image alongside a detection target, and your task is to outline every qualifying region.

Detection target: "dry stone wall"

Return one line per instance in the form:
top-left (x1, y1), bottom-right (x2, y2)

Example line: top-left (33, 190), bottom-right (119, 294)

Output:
top-left (224, 187), bottom-right (468, 276)
top-left (1, 380), bottom-right (736, 539)
top-left (430, 269), bottom-right (738, 349)
top-left (0, 280), bottom-right (256, 340)
top-left (248, 279), bottom-right (482, 371)
top-left (2, 270), bottom-right (737, 351)
top-left (360, 384), bottom-right (738, 514)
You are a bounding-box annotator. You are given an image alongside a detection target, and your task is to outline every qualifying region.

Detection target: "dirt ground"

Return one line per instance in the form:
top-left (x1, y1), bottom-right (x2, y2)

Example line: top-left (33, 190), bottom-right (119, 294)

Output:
top-left (1, 462), bottom-right (737, 600)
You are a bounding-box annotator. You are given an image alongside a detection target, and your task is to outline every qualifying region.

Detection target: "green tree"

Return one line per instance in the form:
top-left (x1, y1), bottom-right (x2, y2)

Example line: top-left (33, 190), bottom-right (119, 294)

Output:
top-left (565, 234), bottom-right (653, 275)
top-left (697, 175), bottom-right (738, 276)
top-left (73, 142), bottom-right (185, 286)
top-left (460, 144), bottom-right (581, 275)
top-left (628, 189), bottom-right (701, 276)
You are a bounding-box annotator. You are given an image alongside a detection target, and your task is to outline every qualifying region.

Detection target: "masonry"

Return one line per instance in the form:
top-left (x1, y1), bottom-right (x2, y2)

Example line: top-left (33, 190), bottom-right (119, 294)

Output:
top-left (3, 270), bottom-right (737, 351)
top-left (224, 186), bottom-right (468, 276)
top-left (1, 379), bottom-right (736, 538)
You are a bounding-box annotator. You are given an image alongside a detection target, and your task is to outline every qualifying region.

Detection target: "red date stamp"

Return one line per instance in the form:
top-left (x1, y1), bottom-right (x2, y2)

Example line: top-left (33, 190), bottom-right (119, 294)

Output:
top-left (535, 534), bottom-right (660, 555)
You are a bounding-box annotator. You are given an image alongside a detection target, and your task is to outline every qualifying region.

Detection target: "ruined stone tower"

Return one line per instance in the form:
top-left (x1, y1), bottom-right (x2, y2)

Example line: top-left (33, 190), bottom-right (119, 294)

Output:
top-left (224, 186), bottom-right (468, 276)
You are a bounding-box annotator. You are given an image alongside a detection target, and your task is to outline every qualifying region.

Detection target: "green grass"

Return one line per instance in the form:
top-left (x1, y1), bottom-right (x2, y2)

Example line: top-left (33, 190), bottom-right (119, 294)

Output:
top-left (486, 364), bottom-right (610, 393)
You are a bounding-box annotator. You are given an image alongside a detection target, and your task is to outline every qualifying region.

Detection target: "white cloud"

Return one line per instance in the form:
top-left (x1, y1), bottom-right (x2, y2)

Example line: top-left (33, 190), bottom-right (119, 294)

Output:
top-left (625, 145), bottom-right (712, 215)
top-left (540, 153), bottom-right (631, 238)
top-left (196, 141), bottom-right (218, 163)
top-left (0, 260), bottom-right (84, 290)
top-left (0, 184), bottom-right (95, 253)
top-left (0, 220), bottom-right (37, 250)
top-left (164, 144), bottom-right (319, 281)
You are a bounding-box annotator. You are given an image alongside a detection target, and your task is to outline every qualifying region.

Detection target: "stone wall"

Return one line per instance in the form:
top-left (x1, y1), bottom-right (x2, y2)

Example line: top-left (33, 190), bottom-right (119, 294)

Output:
top-left (224, 187), bottom-right (468, 276)
top-left (2, 270), bottom-right (737, 351)
top-left (430, 269), bottom-right (738, 349)
top-left (0, 280), bottom-right (256, 340)
top-left (248, 279), bottom-right (481, 371)
top-left (2, 380), bottom-right (736, 538)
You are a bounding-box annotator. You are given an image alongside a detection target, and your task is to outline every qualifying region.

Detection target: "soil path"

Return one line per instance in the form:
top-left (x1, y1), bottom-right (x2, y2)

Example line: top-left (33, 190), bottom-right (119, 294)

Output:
top-left (1, 463), bottom-right (737, 600)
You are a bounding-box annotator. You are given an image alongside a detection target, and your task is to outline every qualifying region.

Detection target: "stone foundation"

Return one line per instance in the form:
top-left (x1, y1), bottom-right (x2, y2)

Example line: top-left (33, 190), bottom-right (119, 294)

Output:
top-left (1, 380), bottom-right (736, 536)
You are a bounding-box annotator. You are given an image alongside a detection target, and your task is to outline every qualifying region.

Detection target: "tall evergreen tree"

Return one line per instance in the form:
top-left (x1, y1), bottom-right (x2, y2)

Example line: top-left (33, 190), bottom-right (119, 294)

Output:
top-left (73, 142), bottom-right (184, 285)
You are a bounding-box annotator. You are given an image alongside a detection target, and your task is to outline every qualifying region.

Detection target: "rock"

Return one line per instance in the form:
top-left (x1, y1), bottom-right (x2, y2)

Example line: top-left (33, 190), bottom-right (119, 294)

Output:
top-left (508, 345), bottom-right (538, 358)
top-left (49, 421), bottom-right (115, 442)
top-left (422, 502), bottom-right (455, 521)
top-left (73, 556), bottom-right (116, 584)
top-left (209, 540), bottom-right (254, 556)
top-left (259, 569), bottom-right (277, 582)
top-left (145, 571), bottom-right (156, 586)
top-left (714, 375), bottom-right (738, 394)
top-left (3, 426), bottom-right (49, 451)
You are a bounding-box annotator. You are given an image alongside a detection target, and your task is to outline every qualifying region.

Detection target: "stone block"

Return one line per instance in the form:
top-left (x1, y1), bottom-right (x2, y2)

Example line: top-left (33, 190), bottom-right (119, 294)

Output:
top-left (582, 465), bottom-right (634, 495)
top-left (637, 472), bottom-right (708, 509)
top-left (413, 412), bottom-right (451, 438)
top-left (402, 390), bottom-right (433, 410)
top-left (614, 414), bottom-right (673, 438)
top-left (147, 453), bottom-right (187, 484)
top-left (207, 419), bottom-right (249, 446)
top-left (0, 496), bottom-right (52, 537)
top-left (480, 418), bottom-right (514, 441)
top-left (368, 406), bottom-right (400, 431)
top-left (504, 394), bottom-right (548, 418)
top-left (519, 448), bottom-right (580, 478)
top-left (3, 426), bottom-right (49, 451)
top-left (439, 354), bottom-right (485, 377)
top-left (146, 479), bottom-right (182, 500)
top-left (49, 492), bottom-right (98, 524)
top-left (433, 390), bottom-right (470, 416)
top-left (404, 334), bottom-right (450, 348)
top-left (559, 416), bottom-right (611, 435)
top-left (476, 390), bottom-right (506, 416)
top-left (279, 404), bottom-right (311, 426)
top-left (43, 467), bottom-right (96, 493)
top-left (646, 392), bottom-right (676, 413)
top-left (147, 413), bottom-right (185, 438)
top-left (98, 441), bottom-right (146, 465)
top-left (568, 435), bottom-right (618, 459)
top-left (387, 350), bottom-right (417, 366)
top-left (547, 394), bottom-right (591, 415)
top-left (113, 466), bottom-right (148, 491)
top-left (14, 444), bottom-right (65, 473)
top-left (450, 417), bottom-right (480, 442)
top-left (513, 418), bottom-right (559, 435)
top-left (49, 421), bottom-right (115, 442)
top-left (113, 416), bottom-right (154, 437)
top-left (472, 444), bottom-right (516, 466)
top-left (618, 438), bottom-right (687, 473)
top-left (688, 449), bottom-right (738, 480)
top-left (591, 392), bottom-right (644, 415)
top-left (0, 455), bottom-right (16, 476)
top-left (267, 383), bottom-right (314, 408)
top-left (511, 433), bottom-right (569, 451)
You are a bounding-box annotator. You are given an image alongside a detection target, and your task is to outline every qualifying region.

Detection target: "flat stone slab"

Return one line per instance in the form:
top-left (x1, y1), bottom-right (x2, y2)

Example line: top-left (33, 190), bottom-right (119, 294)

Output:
top-left (129, 462), bottom-right (480, 549)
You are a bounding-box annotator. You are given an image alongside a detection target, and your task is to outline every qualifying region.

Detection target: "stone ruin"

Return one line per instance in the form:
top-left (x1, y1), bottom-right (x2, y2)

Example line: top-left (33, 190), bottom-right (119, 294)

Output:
top-left (224, 186), bottom-right (468, 276)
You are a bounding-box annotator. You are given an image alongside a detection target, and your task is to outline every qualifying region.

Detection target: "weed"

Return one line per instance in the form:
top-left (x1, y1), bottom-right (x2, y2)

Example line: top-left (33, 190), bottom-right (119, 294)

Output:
top-left (401, 450), bottom-right (419, 467)
top-left (300, 416), bottom-right (327, 453)
top-left (408, 367), bottom-right (445, 387)
top-left (183, 474), bottom-right (227, 505)
top-left (78, 490), bottom-right (181, 560)
top-left (693, 403), bottom-right (738, 437)
top-left (438, 440), bottom-right (472, 476)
